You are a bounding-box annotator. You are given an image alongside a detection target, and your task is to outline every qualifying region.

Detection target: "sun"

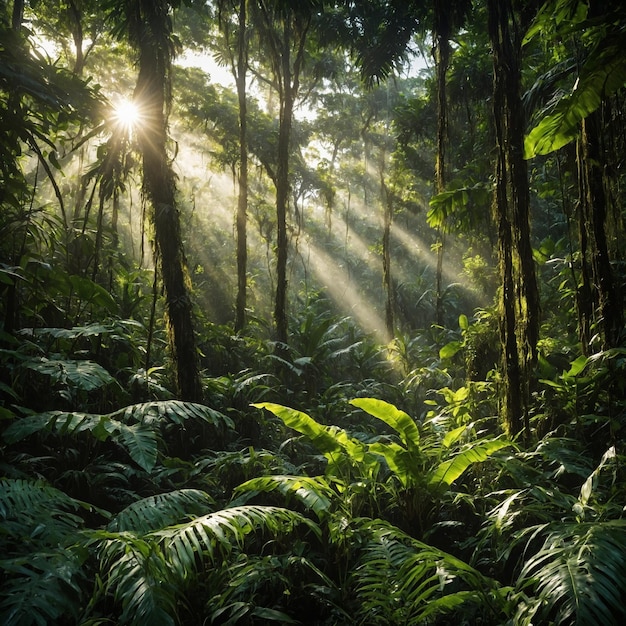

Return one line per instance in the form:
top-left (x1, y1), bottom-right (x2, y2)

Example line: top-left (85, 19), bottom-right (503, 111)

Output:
top-left (111, 97), bottom-right (143, 134)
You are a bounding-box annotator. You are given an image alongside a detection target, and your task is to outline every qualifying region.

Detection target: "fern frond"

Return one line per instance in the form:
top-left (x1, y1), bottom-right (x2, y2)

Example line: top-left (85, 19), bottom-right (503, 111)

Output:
top-left (93, 531), bottom-right (177, 626)
top-left (3, 412), bottom-right (159, 472)
top-left (0, 549), bottom-right (85, 626)
top-left (350, 519), bottom-right (506, 624)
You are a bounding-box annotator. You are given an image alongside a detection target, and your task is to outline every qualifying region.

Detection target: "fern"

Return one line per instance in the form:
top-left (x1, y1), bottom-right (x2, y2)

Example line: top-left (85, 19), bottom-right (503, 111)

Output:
top-left (117, 400), bottom-right (234, 430)
top-left (0, 550), bottom-right (86, 626)
top-left (0, 479), bottom-right (94, 626)
top-left (4, 411), bottom-right (159, 472)
top-left (22, 357), bottom-right (115, 391)
top-left (0, 478), bottom-right (92, 549)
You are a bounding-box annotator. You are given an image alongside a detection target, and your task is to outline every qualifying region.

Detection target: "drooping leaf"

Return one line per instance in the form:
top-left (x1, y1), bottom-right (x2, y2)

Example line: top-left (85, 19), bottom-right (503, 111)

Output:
top-left (116, 400), bottom-right (234, 430)
top-left (350, 398), bottom-right (420, 451)
top-left (234, 475), bottom-right (334, 518)
top-left (524, 27), bottom-right (626, 158)
top-left (109, 489), bottom-right (214, 533)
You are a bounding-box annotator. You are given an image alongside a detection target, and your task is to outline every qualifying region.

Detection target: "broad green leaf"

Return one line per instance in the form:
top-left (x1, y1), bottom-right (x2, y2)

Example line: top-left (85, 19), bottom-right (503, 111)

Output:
top-left (565, 355), bottom-right (589, 378)
top-left (22, 358), bottom-right (114, 391)
top-left (368, 441), bottom-right (418, 488)
top-left (429, 439), bottom-right (510, 487)
top-left (350, 398), bottom-right (420, 450)
top-left (253, 402), bottom-right (344, 460)
top-left (440, 340), bottom-right (463, 360)
top-left (117, 423), bottom-right (158, 472)
top-left (524, 30), bottom-right (626, 158)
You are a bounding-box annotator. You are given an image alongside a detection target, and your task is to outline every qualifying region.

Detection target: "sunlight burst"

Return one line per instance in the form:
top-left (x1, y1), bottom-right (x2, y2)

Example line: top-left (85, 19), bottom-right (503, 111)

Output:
top-left (111, 98), bottom-right (142, 134)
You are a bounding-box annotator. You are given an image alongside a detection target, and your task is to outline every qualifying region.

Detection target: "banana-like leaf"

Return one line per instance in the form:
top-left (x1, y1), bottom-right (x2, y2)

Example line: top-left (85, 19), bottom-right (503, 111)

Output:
top-left (350, 397), bottom-right (420, 451)
top-left (234, 475), bottom-right (334, 518)
top-left (429, 439), bottom-right (510, 487)
top-left (524, 28), bottom-right (626, 158)
top-left (254, 402), bottom-right (344, 457)
top-left (368, 441), bottom-right (420, 489)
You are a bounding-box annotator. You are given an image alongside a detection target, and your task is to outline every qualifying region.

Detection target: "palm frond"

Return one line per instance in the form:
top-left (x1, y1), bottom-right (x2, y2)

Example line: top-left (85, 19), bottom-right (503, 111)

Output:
top-left (3, 412), bottom-right (159, 472)
top-left (350, 519), bottom-right (507, 624)
top-left (115, 400), bottom-right (234, 430)
top-left (516, 520), bottom-right (626, 625)
top-left (152, 505), bottom-right (320, 579)
top-left (109, 489), bottom-right (214, 533)
top-left (93, 531), bottom-right (177, 626)
top-left (233, 475), bottom-right (335, 518)
top-left (0, 478), bottom-right (90, 550)
top-left (0, 549), bottom-right (85, 626)
top-left (90, 505), bottom-right (318, 625)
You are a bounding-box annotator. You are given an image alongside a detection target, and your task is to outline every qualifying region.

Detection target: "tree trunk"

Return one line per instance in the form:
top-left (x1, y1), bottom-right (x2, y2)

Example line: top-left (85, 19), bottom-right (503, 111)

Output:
top-left (234, 0), bottom-right (248, 332)
top-left (579, 108), bottom-right (621, 350)
top-left (382, 178), bottom-right (394, 341)
top-left (133, 1), bottom-right (202, 402)
top-left (488, 0), bottom-right (540, 438)
top-left (274, 34), bottom-right (293, 347)
top-left (433, 0), bottom-right (449, 327)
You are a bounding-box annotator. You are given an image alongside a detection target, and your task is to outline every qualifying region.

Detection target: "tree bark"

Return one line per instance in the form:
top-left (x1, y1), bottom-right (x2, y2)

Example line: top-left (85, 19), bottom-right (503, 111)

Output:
top-left (234, 0), bottom-right (249, 332)
top-left (488, 0), bottom-right (540, 438)
top-left (133, 0), bottom-right (202, 401)
top-left (433, 0), bottom-right (449, 327)
top-left (579, 109), bottom-right (621, 350)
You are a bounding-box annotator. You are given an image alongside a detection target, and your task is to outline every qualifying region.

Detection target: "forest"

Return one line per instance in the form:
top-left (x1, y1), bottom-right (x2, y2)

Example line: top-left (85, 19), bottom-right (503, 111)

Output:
top-left (1, 0), bottom-right (625, 624)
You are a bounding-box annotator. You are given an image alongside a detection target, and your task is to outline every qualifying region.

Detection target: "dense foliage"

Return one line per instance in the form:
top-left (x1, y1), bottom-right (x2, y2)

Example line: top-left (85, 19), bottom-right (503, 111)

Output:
top-left (1, 0), bottom-right (625, 624)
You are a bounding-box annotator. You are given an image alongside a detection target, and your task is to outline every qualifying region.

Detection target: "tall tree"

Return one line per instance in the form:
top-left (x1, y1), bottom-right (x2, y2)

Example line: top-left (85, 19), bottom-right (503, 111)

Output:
top-left (488, 0), bottom-right (540, 438)
top-left (523, 0), bottom-right (626, 353)
top-left (108, 0), bottom-right (202, 401)
top-left (216, 0), bottom-right (250, 332)
top-left (249, 0), bottom-right (319, 346)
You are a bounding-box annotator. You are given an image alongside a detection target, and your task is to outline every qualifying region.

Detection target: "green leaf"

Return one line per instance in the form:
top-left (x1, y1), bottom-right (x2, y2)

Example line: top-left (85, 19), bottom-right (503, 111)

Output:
top-left (429, 439), bottom-right (510, 487)
top-left (350, 398), bottom-right (420, 451)
top-left (22, 358), bottom-right (114, 391)
top-left (524, 28), bottom-right (626, 158)
top-left (109, 489), bottom-right (214, 533)
top-left (253, 402), bottom-right (345, 463)
top-left (234, 475), bottom-right (334, 518)
top-left (459, 314), bottom-right (469, 330)
top-left (117, 423), bottom-right (158, 472)
top-left (440, 340), bottom-right (463, 360)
